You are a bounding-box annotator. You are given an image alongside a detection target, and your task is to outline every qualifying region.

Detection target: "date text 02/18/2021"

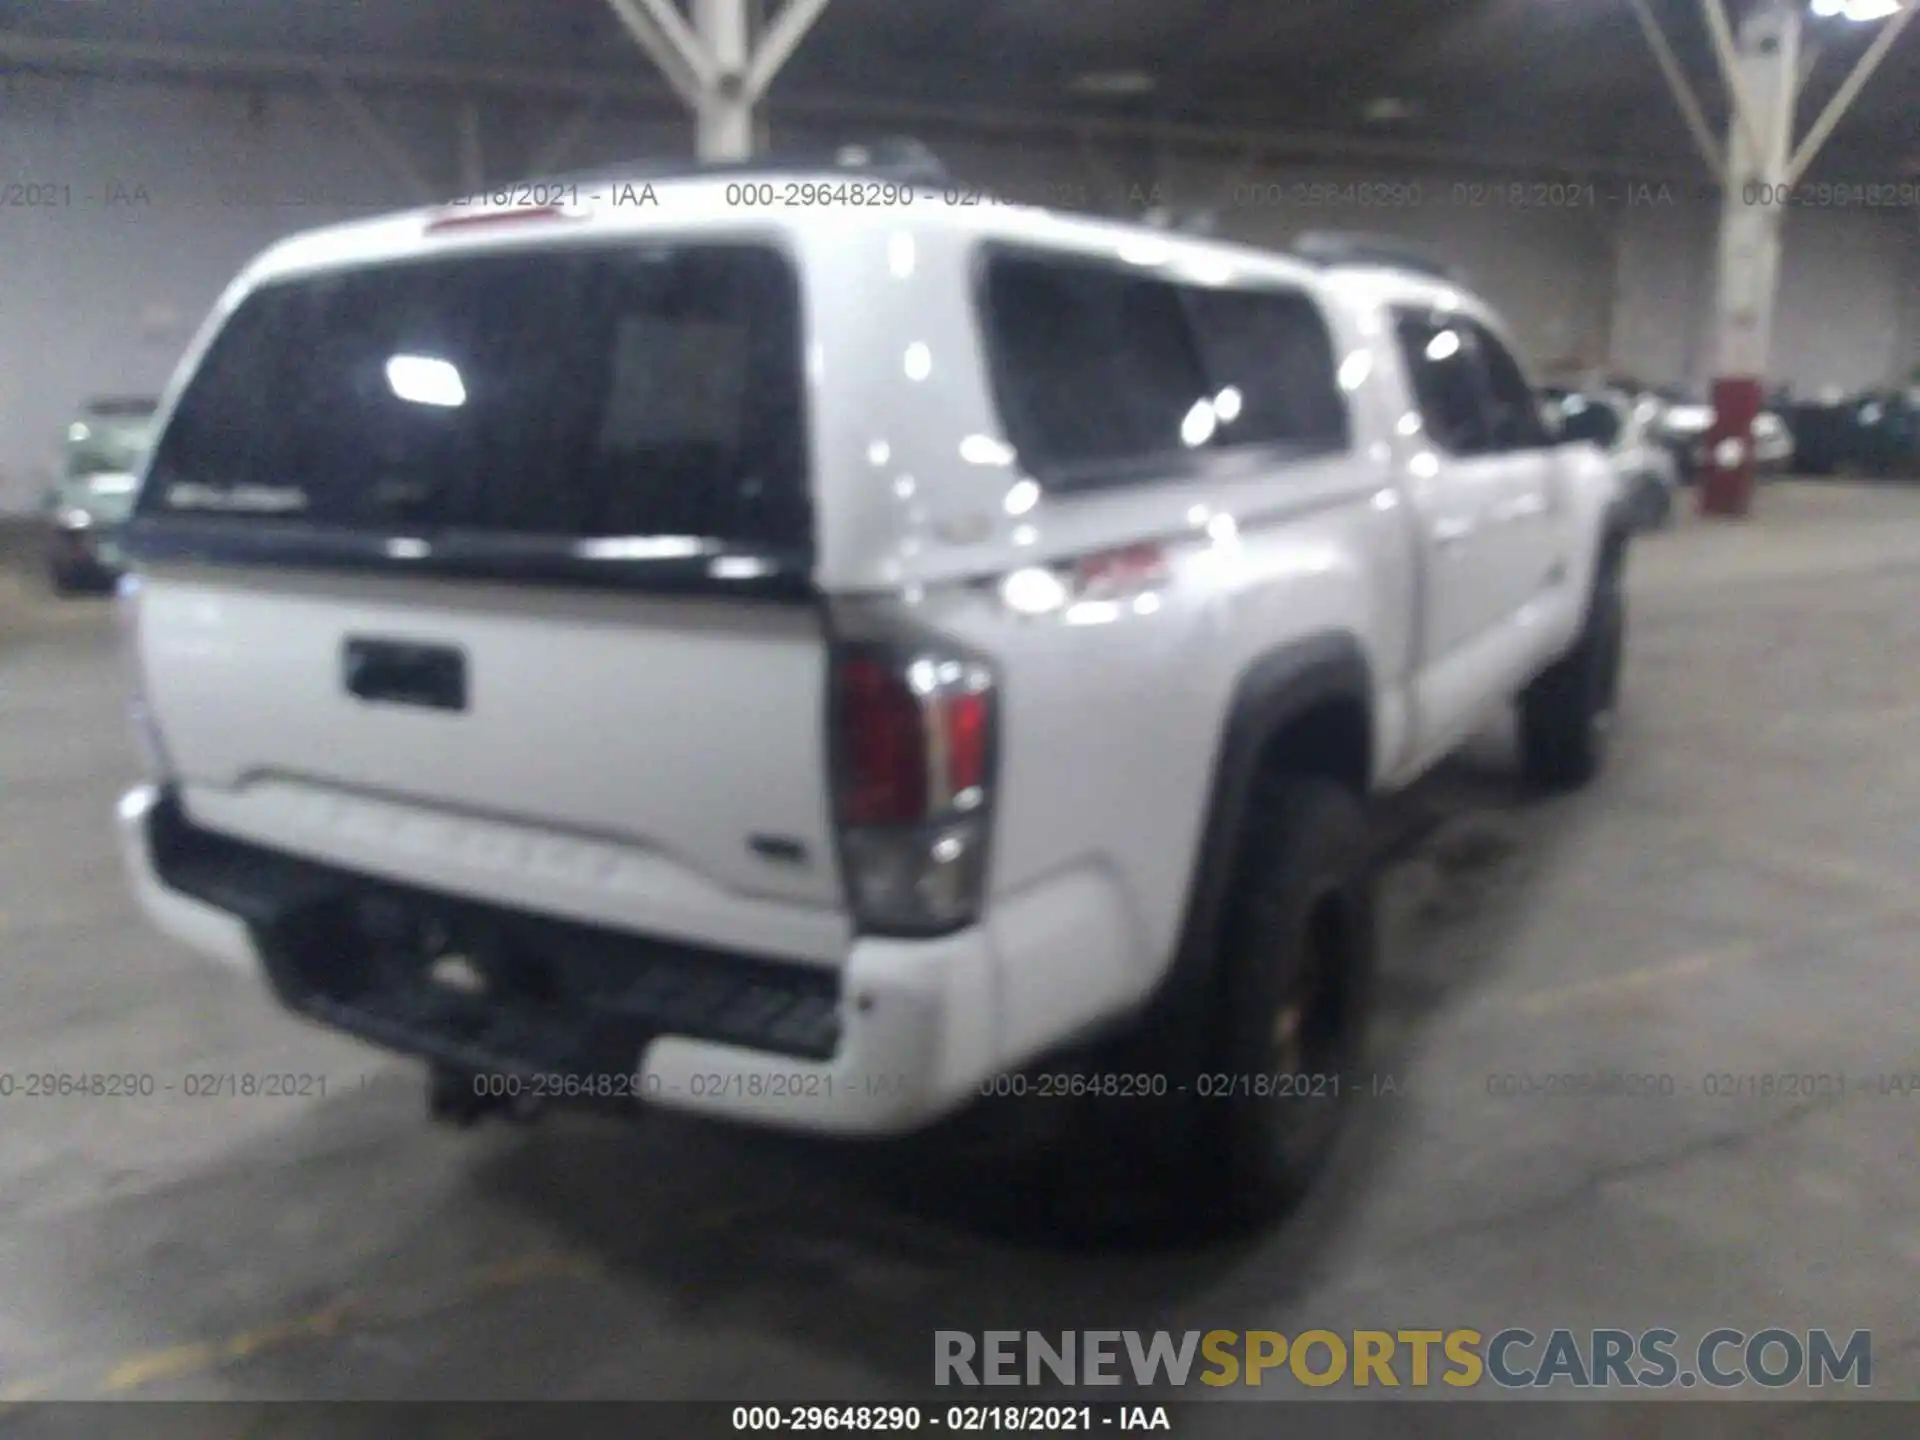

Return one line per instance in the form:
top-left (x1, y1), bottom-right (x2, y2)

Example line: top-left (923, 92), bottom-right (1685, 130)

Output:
top-left (731, 1406), bottom-right (1172, 1432)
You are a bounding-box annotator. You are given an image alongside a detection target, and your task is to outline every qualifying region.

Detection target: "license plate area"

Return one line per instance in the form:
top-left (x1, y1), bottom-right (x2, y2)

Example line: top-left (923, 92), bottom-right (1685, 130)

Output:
top-left (256, 878), bottom-right (844, 1074)
top-left (146, 792), bottom-right (846, 1076)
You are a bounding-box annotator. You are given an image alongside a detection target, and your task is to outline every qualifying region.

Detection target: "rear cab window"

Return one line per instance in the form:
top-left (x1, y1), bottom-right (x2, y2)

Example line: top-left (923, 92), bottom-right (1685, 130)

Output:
top-left (140, 242), bottom-right (811, 567)
top-left (977, 247), bottom-right (1349, 490)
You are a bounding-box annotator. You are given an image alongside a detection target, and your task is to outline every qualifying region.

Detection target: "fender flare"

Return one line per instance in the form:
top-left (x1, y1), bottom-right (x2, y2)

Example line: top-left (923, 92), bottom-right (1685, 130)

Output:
top-left (1138, 631), bottom-right (1375, 1039)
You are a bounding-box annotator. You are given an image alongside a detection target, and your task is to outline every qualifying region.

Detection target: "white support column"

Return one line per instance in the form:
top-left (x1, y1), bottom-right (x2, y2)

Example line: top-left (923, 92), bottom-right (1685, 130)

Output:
top-left (1701, 0), bottom-right (1802, 516)
top-left (695, 0), bottom-right (753, 160)
top-left (602, 0), bottom-right (710, 107)
top-left (599, 0), bottom-right (830, 160)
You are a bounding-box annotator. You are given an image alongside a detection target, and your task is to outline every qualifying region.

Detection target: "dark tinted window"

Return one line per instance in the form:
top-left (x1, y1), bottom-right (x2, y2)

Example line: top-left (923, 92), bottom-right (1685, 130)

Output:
top-left (1555, 394), bottom-right (1624, 449)
top-left (143, 245), bottom-right (808, 549)
top-left (983, 255), bottom-right (1210, 475)
top-left (1472, 323), bottom-right (1549, 450)
top-left (1183, 289), bottom-right (1349, 449)
top-left (981, 252), bottom-right (1347, 482)
top-left (1395, 316), bottom-right (1493, 454)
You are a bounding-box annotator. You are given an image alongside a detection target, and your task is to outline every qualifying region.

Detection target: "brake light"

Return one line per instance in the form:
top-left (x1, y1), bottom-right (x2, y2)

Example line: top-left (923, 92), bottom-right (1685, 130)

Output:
top-left (424, 204), bottom-right (569, 233)
top-left (836, 656), bottom-right (928, 825)
top-left (830, 628), bottom-right (998, 935)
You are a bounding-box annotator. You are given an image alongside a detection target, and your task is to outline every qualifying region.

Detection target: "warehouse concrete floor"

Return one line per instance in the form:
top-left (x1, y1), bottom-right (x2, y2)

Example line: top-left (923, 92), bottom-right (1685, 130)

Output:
top-left (2, 484), bottom-right (1919, 1428)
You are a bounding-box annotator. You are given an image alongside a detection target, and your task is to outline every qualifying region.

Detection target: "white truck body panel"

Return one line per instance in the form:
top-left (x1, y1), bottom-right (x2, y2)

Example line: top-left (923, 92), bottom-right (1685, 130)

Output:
top-left (116, 173), bottom-right (1624, 1134)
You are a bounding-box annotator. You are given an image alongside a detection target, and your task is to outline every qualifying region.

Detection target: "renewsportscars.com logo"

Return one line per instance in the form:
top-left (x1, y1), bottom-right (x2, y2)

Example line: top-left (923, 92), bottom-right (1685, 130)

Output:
top-left (934, 1328), bottom-right (1873, 1390)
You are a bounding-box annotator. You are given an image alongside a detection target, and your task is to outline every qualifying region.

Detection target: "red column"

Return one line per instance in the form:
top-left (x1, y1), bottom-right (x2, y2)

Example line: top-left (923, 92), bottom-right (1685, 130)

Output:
top-left (1699, 377), bottom-right (1763, 518)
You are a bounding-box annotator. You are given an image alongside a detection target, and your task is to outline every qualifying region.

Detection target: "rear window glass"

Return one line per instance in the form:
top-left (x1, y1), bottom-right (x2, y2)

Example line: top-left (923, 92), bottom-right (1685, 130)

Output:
top-left (1183, 289), bottom-right (1350, 450)
top-left (980, 251), bottom-right (1347, 484)
top-left (982, 256), bottom-right (1211, 472)
top-left (142, 244), bottom-right (809, 549)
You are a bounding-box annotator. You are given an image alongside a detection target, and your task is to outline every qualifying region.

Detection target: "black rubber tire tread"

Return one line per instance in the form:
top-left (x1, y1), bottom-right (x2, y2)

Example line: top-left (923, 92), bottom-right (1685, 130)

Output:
top-left (1520, 559), bottom-right (1625, 792)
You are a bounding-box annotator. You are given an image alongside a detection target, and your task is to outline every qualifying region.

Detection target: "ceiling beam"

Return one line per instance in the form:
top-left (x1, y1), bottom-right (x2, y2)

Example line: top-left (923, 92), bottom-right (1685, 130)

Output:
top-left (322, 79), bottom-right (438, 202)
top-left (0, 30), bottom-right (686, 102)
top-left (745, 0), bottom-right (833, 102)
top-left (1786, 0), bottom-right (1917, 186)
top-left (601, 0), bottom-right (713, 104)
top-left (0, 28), bottom-right (1740, 183)
top-left (527, 99), bottom-right (606, 173)
top-left (1625, 0), bottom-right (1727, 179)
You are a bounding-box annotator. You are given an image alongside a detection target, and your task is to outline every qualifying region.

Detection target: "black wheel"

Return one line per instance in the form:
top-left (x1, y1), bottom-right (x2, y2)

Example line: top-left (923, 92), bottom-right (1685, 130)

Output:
top-left (1520, 557), bottom-right (1624, 791)
top-left (1189, 775), bottom-right (1375, 1226)
top-left (48, 557), bottom-right (78, 596)
top-left (963, 776), bottom-right (1375, 1242)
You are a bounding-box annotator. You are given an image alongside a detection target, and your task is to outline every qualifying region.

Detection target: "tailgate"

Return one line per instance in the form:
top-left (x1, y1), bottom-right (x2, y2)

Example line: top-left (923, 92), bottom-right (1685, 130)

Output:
top-left (139, 569), bottom-right (849, 963)
top-left (125, 232), bottom-right (851, 962)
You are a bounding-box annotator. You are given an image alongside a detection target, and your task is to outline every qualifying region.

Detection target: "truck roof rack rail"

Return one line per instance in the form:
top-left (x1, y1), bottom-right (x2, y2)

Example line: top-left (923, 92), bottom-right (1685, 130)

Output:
top-left (1291, 231), bottom-right (1458, 281)
top-left (505, 137), bottom-right (952, 195)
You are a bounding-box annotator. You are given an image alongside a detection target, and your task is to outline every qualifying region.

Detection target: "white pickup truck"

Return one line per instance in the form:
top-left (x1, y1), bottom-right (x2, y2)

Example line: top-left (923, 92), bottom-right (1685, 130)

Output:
top-left (114, 155), bottom-right (1629, 1226)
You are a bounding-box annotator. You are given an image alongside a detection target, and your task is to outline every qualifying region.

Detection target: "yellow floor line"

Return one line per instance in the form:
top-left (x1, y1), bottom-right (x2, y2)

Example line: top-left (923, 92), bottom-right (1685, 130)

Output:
top-left (1508, 942), bottom-right (1758, 1017)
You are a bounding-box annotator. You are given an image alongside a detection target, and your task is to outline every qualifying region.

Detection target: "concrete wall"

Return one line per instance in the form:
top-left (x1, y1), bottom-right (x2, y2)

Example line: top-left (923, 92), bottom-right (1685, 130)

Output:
top-left (2, 73), bottom-right (1914, 510)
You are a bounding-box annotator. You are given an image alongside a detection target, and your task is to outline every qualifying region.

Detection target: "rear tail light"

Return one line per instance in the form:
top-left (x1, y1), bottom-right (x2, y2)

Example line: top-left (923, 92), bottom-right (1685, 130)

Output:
top-left (829, 615), bottom-right (998, 936)
top-left (114, 574), bottom-right (173, 781)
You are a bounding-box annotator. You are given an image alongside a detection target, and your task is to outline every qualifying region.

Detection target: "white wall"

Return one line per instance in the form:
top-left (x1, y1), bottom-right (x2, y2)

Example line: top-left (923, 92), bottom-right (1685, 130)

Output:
top-left (2, 73), bottom-right (1914, 510)
top-left (1611, 193), bottom-right (1919, 397)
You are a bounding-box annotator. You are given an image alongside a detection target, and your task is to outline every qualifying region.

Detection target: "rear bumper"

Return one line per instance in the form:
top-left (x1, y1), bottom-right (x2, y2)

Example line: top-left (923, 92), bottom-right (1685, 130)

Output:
top-left (117, 785), bottom-right (1131, 1136)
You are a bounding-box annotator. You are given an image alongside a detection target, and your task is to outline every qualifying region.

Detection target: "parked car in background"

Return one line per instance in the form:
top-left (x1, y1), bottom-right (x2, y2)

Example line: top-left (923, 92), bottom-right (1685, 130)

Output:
top-left (1850, 390), bottom-right (1920, 477)
top-left (1785, 389), bottom-right (1920, 479)
top-left (45, 397), bottom-right (158, 593)
top-left (1546, 389), bottom-right (1680, 530)
top-left (1655, 396), bottom-right (1794, 482)
top-left (1786, 396), bottom-right (1854, 476)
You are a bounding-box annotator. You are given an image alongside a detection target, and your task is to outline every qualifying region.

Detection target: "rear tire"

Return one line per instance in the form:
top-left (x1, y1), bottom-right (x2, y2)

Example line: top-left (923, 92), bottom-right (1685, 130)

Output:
top-left (1184, 776), bottom-right (1375, 1228)
top-left (1519, 556), bottom-right (1624, 792)
top-left (1024, 777), bottom-right (1375, 1239)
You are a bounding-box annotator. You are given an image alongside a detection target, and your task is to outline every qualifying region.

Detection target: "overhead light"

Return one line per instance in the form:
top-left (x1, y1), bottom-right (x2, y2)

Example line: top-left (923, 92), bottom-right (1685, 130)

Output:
top-left (1813, 0), bottom-right (1904, 18)
top-left (1069, 70), bottom-right (1156, 98)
